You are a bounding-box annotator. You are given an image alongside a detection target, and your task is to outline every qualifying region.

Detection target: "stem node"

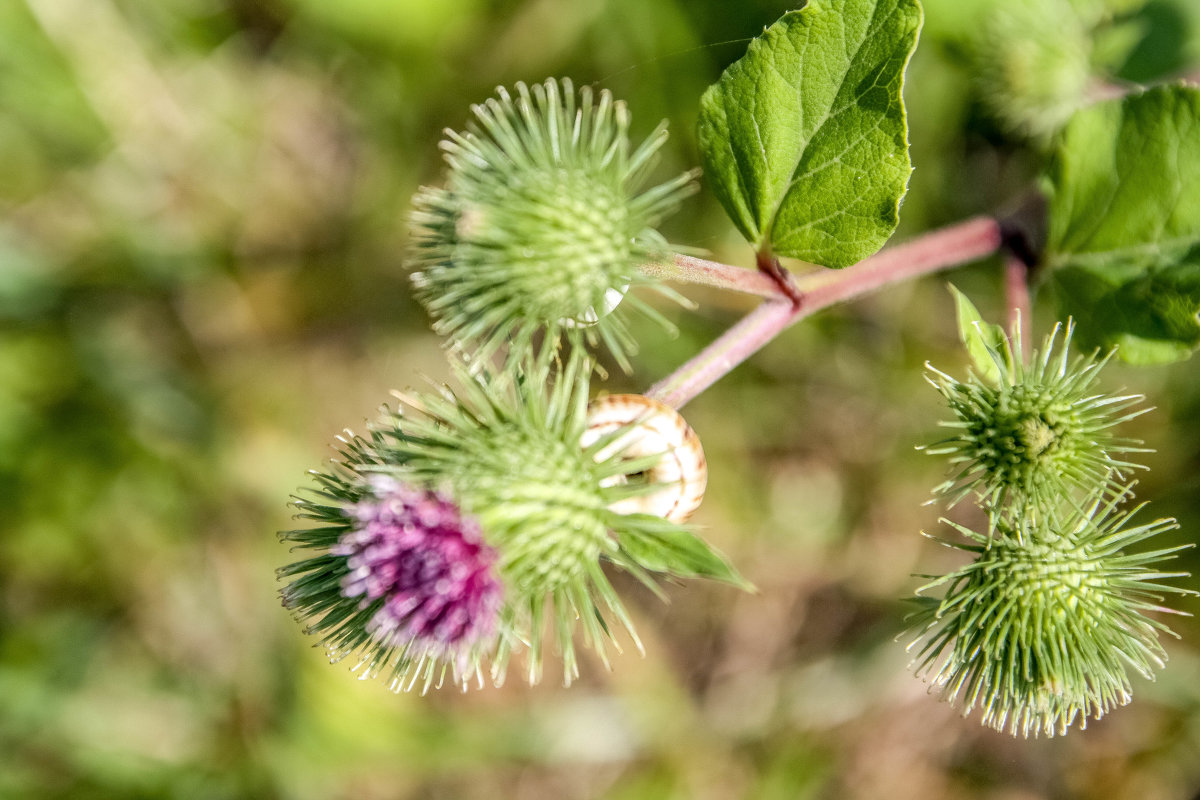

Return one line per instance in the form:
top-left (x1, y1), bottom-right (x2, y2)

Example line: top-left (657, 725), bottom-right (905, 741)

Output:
top-left (647, 217), bottom-right (1005, 408)
top-left (756, 250), bottom-right (803, 309)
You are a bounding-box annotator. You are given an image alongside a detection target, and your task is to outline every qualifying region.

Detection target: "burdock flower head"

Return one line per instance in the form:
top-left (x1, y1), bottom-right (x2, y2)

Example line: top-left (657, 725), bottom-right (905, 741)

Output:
top-left (908, 486), bottom-right (1194, 738)
top-left (923, 316), bottom-right (1148, 510)
top-left (280, 348), bottom-right (747, 691)
top-left (334, 478), bottom-right (502, 679)
top-left (408, 78), bottom-right (698, 371)
top-left (279, 470), bottom-right (502, 692)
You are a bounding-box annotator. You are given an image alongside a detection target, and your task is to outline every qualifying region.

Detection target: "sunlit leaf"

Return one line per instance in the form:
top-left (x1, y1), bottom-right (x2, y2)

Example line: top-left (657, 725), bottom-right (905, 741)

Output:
top-left (697, 0), bottom-right (923, 267)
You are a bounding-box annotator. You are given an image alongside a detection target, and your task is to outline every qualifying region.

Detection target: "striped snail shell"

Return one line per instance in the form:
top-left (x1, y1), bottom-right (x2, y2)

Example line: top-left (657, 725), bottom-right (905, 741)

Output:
top-left (580, 394), bottom-right (707, 523)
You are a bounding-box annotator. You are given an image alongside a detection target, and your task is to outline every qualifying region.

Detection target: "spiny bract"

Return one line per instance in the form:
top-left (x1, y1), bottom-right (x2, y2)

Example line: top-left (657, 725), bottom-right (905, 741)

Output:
top-left (908, 488), bottom-right (1193, 738)
top-left (924, 320), bottom-right (1148, 511)
top-left (408, 78), bottom-right (697, 372)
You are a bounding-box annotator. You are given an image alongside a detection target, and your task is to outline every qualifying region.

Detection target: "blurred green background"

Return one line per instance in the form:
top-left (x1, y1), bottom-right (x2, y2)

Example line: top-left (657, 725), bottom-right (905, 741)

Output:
top-left (3, 0), bottom-right (1200, 798)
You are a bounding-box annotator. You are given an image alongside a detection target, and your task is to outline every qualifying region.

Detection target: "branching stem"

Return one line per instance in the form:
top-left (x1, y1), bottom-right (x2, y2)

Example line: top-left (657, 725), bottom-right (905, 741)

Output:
top-left (644, 216), bottom-right (1005, 409)
top-left (756, 250), bottom-right (803, 307)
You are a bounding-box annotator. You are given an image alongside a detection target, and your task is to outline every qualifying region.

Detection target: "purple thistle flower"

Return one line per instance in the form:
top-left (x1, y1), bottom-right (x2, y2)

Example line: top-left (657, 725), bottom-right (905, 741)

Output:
top-left (333, 476), bottom-right (502, 673)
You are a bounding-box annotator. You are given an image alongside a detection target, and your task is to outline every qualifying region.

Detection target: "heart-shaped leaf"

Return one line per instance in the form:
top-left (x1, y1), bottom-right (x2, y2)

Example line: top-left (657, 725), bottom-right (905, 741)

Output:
top-left (698, 0), bottom-right (923, 267)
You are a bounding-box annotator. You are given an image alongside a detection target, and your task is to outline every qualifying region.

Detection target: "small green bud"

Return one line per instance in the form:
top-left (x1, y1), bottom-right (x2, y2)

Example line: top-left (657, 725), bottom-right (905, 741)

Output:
top-left (972, 0), bottom-right (1092, 138)
top-left (908, 488), bottom-right (1194, 737)
top-left (408, 78), bottom-right (697, 371)
top-left (924, 320), bottom-right (1148, 510)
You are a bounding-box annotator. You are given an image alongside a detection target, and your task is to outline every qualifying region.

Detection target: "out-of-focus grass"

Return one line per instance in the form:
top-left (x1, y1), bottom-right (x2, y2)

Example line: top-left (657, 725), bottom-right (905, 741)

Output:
top-left (2, 1), bottom-right (1199, 798)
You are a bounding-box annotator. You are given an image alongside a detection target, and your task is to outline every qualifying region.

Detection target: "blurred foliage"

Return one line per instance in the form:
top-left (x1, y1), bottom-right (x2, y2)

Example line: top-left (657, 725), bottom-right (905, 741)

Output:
top-left (1, 0), bottom-right (1199, 798)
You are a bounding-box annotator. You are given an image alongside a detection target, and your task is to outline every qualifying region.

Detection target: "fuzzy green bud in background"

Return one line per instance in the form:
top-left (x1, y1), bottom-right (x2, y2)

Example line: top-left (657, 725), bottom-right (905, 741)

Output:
top-left (972, 0), bottom-right (1093, 138)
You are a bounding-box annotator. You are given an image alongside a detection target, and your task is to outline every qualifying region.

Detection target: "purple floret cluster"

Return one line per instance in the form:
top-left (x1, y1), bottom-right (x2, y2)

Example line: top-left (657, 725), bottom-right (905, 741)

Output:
top-left (334, 477), bottom-right (502, 662)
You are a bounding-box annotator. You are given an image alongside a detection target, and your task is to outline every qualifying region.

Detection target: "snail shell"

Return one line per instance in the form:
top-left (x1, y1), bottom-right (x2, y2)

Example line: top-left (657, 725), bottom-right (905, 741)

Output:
top-left (580, 394), bottom-right (707, 523)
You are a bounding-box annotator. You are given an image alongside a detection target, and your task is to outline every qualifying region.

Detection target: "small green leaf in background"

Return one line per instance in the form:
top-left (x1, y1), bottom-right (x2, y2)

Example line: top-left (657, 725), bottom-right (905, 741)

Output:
top-left (697, 0), bottom-right (923, 268)
top-left (949, 284), bottom-right (1008, 383)
top-left (618, 519), bottom-right (753, 590)
top-left (1044, 85), bottom-right (1200, 363)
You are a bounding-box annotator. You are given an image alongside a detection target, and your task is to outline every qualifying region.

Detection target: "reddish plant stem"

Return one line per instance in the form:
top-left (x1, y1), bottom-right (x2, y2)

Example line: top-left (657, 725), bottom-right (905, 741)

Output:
top-left (645, 216), bottom-right (1004, 409)
top-left (640, 253), bottom-right (783, 299)
top-left (644, 300), bottom-right (796, 411)
top-left (756, 250), bottom-right (803, 306)
top-left (1004, 252), bottom-right (1033, 359)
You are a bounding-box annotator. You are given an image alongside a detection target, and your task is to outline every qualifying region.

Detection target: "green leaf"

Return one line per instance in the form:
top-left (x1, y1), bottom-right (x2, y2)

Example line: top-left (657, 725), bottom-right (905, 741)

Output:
top-left (1051, 250), bottom-right (1200, 364)
top-left (618, 519), bottom-right (753, 590)
top-left (697, 0), bottom-right (923, 268)
top-left (948, 284), bottom-right (1008, 383)
top-left (1044, 85), bottom-right (1200, 363)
